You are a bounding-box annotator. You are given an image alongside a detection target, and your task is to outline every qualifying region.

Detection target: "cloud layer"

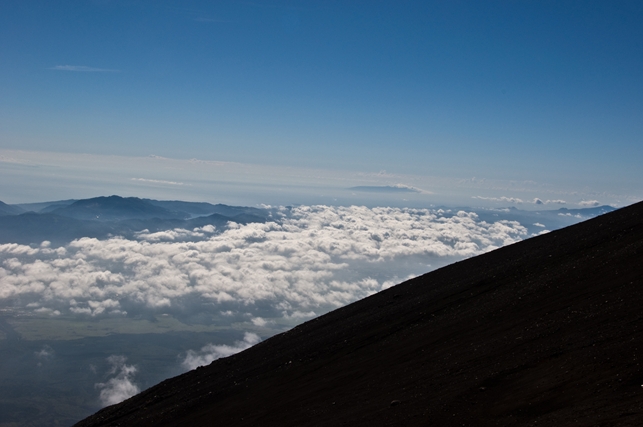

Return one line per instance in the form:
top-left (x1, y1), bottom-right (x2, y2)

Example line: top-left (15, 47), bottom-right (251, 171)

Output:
top-left (0, 205), bottom-right (527, 324)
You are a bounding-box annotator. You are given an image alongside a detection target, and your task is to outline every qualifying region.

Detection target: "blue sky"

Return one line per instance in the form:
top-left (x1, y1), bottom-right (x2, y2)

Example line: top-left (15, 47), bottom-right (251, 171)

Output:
top-left (1, 1), bottom-right (641, 207)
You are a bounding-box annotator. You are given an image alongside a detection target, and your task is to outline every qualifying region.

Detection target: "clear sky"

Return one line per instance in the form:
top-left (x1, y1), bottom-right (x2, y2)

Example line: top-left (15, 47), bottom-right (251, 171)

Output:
top-left (1, 0), bottom-right (642, 207)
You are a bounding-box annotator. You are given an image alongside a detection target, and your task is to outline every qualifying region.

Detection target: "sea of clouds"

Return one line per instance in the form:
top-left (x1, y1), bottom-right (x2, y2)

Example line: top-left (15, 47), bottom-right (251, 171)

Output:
top-left (0, 205), bottom-right (527, 326)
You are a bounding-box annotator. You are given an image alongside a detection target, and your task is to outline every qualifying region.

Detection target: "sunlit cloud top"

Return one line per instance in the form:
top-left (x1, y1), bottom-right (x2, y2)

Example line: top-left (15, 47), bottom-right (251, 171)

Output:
top-left (0, 205), bottom-right (527, 324)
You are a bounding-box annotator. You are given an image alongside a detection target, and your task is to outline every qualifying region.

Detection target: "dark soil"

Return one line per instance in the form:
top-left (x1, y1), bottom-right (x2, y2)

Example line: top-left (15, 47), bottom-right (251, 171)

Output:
top-left (75, 201), bottom-right (643, 426)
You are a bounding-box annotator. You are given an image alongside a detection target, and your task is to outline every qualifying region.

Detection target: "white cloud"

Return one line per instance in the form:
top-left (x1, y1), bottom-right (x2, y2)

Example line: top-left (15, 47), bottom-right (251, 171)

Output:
top-left (558, 213), bottom-right (582, 218)
top-left (35, 345), bottom-right (54, 360)
top-left (251, 317), bottom-right (267, 327)
top-left (34, 307), bottom-right (61, 316)
top-left (534, 198), bottom-right (566, 205)
top-left (0, 205), bottom-right (527, 323)
top-left (181, 332), bottom-right (261, 370)
top-left (579, 200), bottom-right (600, 207)
top-left (51, 65), bottom-right (120, 72)
top-left (472, 196), bottom-right (524, 204)
top-left (95, 356), bottom-right (140, 407)
top-left (131, 178), bottom-right (186, 186)
top-left (475, 196), bottom-right (566, 205)
top-left (134, 226), bottom-right (216, 242)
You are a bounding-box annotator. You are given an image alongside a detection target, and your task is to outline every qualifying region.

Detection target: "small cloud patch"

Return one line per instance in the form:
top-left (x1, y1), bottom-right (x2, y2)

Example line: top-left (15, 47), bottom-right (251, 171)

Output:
top-left (95, 356), bottom-right (140, 407)
top-left (181, 333), bottom-right (261, 371)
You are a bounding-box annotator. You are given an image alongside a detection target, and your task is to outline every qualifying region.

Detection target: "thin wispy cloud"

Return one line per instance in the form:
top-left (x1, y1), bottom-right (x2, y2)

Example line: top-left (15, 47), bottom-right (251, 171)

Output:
top-left (472, 196), bottom-right (524, 204)
top-left (131, 178), bottom-right (185, 186)
top-left (349, 184), bottom-right (429, 194)
top-left (0, 149), bottom-right (626, 208)
top-left (51, 65), bottom-right (120, 72)
top-left (473, 196), bottom-right (568, 205)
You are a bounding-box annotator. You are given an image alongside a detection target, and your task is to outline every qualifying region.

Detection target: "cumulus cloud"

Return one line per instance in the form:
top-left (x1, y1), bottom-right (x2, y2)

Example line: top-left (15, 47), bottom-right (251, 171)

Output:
top-left (559, 213), bottom-right (582, 218)
top-left (134, 225), bottom-right (217, 242)
top-left (181, 332), bottom-right (261, 370)
top-left (579, 200), bottom-right (600, 207)
top-left (0, 205), bottom-right (527, 323)
top-left (533, 198), bottom-right (566, 205)
top-left (251, 317), bottom-right (268, 327)
top-left (95, 356), bottom-right (140, 407)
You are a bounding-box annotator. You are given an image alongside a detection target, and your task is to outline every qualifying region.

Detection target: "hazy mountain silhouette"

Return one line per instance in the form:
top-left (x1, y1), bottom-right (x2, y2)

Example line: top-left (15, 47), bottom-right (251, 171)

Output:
top-left (0, 212), bottom-right (120, 244)
top-left (75, 201), bottom-right (643, 427)
top-left (49, 196), bottom-right (190, 221)
top-left (38, 200), bottom-right (78, 213)
top-left (0, 200), bottom-right (24, 216)
top-left (0, 196), bottom-right (272, 246)
top-left (144, 200), bottom-right (270, 219)
top-left (14, 199), bottom-right (78, 213)
top-left (556, 205), bottom-right (615, 216)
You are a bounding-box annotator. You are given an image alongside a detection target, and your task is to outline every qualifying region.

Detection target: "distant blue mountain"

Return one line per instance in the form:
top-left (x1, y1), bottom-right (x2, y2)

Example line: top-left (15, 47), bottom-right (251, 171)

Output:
top-left (0, 196), bottom-right (273, 246)
top-left (15, 199), bottom-right (77, 213)
top-left (49, 196), bottom-right (190, 221)
top-left (0, 201), bottom-right (25, 216)
top-left (0, 196), bottom-right (617, 247)
top-left (556, 206), bottom-right (615, 216)
top-left (144, 200), bottom-right (270, 219)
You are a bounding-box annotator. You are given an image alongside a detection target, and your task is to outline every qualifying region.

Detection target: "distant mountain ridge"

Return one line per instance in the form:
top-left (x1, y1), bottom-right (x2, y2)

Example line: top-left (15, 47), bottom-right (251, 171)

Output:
top-left (555, 205), bottom-right (615, 216)
top-left (144, 199), bottom-right (268, 219)
top-left (48, 196), bottom-right (190, 221)
top-left (0, 196), bottom-right (272, 246)
top-left (0, 196), bottom-right (618, 246)
top-left (7, 196), bottom-right (271, 219)
top-left (75, 201), bottom-right (643, 427)
top-left (15, 199), bottom-right (77, 213)
top-left (0, 200), bottom-right (24, 216)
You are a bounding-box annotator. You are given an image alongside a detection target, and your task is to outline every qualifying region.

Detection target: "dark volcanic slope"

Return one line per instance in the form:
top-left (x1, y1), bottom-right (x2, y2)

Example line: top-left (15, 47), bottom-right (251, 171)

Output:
top-left (76, 202), bottom-right (643, 427)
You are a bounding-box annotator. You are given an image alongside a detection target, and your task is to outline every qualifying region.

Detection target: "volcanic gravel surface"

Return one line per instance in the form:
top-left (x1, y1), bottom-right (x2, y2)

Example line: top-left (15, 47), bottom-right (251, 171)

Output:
top-left (75, 202), bottom-right (643, 426)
